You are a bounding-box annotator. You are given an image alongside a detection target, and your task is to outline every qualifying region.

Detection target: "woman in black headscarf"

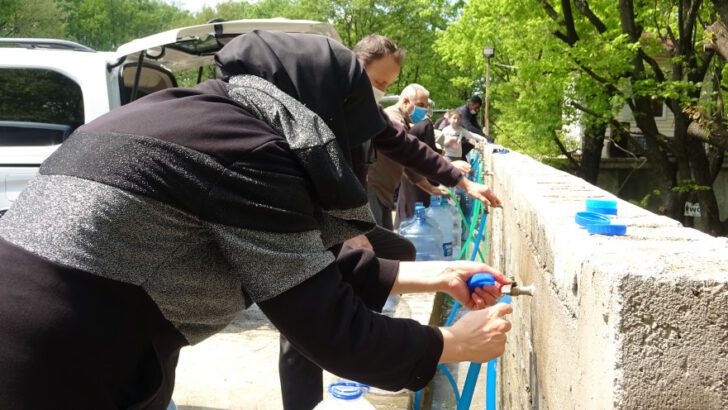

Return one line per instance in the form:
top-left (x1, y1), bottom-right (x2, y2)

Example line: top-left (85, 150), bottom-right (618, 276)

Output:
top-left (0, 30), bottom-right (511, 409)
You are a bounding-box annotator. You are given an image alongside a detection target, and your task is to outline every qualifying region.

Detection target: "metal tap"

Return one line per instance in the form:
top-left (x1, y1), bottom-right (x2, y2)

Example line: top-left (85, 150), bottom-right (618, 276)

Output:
top-left (501, 283), bottom-right (534, 297)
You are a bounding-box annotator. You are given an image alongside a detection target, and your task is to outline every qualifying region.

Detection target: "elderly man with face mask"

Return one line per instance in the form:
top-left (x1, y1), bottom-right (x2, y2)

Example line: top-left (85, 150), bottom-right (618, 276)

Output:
top-left (366, 83), bottom-right (446, 230)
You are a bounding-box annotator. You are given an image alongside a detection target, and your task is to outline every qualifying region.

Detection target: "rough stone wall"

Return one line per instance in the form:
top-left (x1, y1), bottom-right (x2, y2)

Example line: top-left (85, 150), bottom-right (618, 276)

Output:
top-left (483, 149), bottom-right (728, 410)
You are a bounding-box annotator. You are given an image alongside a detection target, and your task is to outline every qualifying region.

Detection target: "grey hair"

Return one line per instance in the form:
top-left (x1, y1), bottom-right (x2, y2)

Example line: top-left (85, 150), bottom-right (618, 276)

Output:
top-left (399, 83), bottom-right (429, 101)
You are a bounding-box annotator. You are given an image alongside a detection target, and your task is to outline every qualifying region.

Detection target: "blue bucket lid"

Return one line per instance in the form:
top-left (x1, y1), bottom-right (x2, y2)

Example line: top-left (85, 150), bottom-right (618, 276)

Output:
top-left (586, 198), bottom-right (618, 215)
top-left (587, 223), bottom-right (627, 236)
top-left (575, 211), bottom-right (611, 228)
top-left (329, 382), bottom-right (369, 400)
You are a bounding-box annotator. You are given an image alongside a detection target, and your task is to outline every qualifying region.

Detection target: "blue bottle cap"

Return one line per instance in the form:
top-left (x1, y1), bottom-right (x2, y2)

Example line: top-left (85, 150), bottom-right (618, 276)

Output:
top-left (575, 211), bottom-right (611, 228)
top-left (586, 198), bottom-right (618, 215)
top-left (329, 381), bottom-right (369, 400)
top-left (467, 273), bottom-right (495, 292)
top-left (587, 223), bottom-right (627, 236)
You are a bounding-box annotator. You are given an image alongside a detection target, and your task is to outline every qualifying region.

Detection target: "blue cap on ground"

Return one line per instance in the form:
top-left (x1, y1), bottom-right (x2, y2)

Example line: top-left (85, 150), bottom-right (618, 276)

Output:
top-left (575, 211), bottom-right (611, 228)
top-left (587, 223), bottom-right (627, 236)
top-left (467, 273), bottom-right (496, 292)
top-left (586, 198), bottom-right (618, 215)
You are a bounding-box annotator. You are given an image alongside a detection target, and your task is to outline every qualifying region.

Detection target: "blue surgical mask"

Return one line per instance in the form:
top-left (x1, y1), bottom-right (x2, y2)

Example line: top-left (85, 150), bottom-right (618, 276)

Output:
top-left (410, 106), bottom-right (427, 124)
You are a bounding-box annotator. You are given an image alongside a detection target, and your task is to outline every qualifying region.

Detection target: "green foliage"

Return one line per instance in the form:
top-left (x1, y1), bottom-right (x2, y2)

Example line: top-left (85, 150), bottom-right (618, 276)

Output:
top-left (632, 188), bottom-right (662, 210)
top-left (0, 0), bottom-right (67, 38)
top-left (57, 0), bottom-right (192, 50)
top-left (671, 179), bottom-right (712, 193)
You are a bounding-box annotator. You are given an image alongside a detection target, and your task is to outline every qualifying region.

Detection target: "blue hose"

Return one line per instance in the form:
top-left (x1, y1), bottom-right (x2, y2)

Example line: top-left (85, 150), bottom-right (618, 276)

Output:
top-left (456, 213), bottom-right (488, 410)
top-left (414, 153), bottom-right (492, 410)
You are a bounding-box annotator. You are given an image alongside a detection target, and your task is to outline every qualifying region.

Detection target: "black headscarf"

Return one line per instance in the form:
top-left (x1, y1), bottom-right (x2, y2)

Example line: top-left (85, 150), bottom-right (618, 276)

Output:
top-left (215, 30), bottom-right (387, 159)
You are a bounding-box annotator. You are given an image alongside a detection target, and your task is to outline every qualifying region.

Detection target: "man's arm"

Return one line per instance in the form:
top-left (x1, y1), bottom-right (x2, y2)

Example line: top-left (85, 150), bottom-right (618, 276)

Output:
top-left (373, 115), bottom-right (463, 186)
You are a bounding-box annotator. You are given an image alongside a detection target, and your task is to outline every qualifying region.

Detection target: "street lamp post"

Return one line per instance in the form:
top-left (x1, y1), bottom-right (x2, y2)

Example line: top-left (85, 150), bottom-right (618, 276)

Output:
top-left (482, 46), bottom-right (495, 140)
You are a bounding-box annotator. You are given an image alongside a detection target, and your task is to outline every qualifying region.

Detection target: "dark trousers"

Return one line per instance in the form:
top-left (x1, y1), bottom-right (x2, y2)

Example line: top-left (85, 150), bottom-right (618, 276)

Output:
top-left (278, 226), bottom-right (415, 409)
top-left (367, 189), bottom-right (394, 231)
top-left (0, 238), bottom-right (187, 410)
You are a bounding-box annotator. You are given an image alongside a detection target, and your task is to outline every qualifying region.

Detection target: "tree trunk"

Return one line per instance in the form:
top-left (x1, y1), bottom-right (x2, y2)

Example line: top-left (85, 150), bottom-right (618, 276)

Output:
top-left (631, 96), bottom-right (680, 219)
top-left (579, 121), bottom-right (605, 184)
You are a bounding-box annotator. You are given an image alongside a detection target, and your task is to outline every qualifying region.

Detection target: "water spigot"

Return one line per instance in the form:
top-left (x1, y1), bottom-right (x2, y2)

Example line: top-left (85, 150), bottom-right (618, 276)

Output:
top-left (501, 283), bottom-right (534, 297)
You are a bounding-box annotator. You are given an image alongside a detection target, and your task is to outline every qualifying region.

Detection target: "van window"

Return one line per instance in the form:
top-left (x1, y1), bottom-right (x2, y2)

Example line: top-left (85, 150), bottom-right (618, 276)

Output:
top-left (120, 64), bottom-right (177, 104)
top-left (0, 68), bottom-right (84, 146)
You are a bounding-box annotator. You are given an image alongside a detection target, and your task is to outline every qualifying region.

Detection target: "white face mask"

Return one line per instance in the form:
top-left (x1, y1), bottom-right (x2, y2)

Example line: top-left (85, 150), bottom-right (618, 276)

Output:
top-left (469, 109), bottom-right (477, 115)
top-left (372, 87), bottom-right (386, 104)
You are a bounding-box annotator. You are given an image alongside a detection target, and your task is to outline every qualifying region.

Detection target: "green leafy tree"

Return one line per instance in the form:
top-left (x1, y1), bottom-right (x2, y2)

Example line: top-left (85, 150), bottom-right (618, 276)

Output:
top-left (198, 0), bottom-right (472, 105)
top-left (439, 0), bottom-right (728, 235)
top-left (57, 0), bottom-right (192, 50)
top-left (0, 0), bottom-right (67, 38)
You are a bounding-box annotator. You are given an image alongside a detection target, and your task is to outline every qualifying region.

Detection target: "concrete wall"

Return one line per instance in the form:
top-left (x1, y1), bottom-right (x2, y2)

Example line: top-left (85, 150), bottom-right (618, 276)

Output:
top-left (483, 148), bottom-right (728, 409)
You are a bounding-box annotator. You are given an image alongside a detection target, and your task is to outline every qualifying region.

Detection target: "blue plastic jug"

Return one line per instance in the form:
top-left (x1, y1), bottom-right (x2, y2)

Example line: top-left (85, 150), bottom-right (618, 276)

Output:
top-left (400, 203), bottom-right (443, 261)
top-left (426, 196), bottom-right (454, 260)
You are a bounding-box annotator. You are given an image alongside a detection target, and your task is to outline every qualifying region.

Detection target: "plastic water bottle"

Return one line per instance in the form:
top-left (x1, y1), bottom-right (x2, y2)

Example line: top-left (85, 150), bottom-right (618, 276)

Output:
top-left (446, 196), bottom-right (462, 259)
top-left (426, 196), bottom-right (454, 260)
top-left (314, 382), bottom-right (376, 410)
top-left (399, 203), bottom-right (443, 261)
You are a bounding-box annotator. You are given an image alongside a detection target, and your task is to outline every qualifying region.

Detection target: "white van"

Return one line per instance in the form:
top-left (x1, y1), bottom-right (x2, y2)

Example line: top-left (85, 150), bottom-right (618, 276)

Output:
top-left (0, 19), bottom-right (341, 213)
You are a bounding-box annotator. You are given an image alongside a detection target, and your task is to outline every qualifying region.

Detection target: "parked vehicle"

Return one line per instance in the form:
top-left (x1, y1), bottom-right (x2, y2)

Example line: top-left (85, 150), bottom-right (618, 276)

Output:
top-left (0, 19), bottom-right (341, 212)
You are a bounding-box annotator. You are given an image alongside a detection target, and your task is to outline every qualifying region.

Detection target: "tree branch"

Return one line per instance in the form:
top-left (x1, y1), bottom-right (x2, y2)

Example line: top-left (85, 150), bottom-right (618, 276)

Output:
top-left (573, 58), bottom-right (621, 94)
top-left (686, 116), bottom-right (728, 150)
top-left (665, 10), bottom-right (678, 44)
top-left (638, 49), bottom-right (667, 82)
top-left (683, 0), bottom-right (703, 45)
top-left (573, 0), bottom-right (608, 33)
top-left (561, 0), bottom-right (580, 45)
top-left (619, 0), bottom-right (641, 41)
top-left (705, 20), bottom-right (728, 60)
top-left (570, 100), bottom-right (606, 118)
top-left (554, 30), bottom-right (572, 44)
top-left (539, 0), bottom-right (560, 21)
top-left (551, 130), bottom-right (580, 169)
top-left (570, 101), bottom-right (632, 139)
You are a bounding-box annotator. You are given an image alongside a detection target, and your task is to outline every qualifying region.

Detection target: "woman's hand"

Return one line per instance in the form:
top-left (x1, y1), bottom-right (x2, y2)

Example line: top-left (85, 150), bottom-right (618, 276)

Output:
top-left (392, 261), bottom-right (511, 310)
top-left (435, 261), bottom-right (510, 310)
top-left (439, 303), bottom-right (513, 363)
top-left (457, 177), bottom-right (501, 207)
top-left (450, 160), bottom-right (472, 175)
top-left (342, 234), bottom-right (373, 251)
top-left (415, 180), bottom-right (449, 197)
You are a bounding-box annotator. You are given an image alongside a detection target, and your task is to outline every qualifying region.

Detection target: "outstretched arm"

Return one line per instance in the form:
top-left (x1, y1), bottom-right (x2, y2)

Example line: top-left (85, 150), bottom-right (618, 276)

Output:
top-left (258, 252), bottom-right (513, 390)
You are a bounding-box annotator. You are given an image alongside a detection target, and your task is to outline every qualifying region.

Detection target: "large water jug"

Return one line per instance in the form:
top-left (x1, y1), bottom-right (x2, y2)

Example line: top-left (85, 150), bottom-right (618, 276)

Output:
top-left (445, 196), bottom-right (462, 259)
top-left (398, 201), bottom-right (424, 233)
top-left (399, 203), bottom-right (443, 261)
top-left (426, 196), bottom-right (454, 260)
top-left (314, 382), bottom-right (376, 410)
